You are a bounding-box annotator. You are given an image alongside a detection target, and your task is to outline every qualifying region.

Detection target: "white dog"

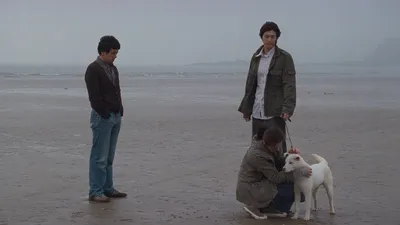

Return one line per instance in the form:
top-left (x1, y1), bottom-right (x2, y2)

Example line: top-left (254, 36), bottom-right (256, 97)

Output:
top-left (283, 153), bottom-right (335, 221)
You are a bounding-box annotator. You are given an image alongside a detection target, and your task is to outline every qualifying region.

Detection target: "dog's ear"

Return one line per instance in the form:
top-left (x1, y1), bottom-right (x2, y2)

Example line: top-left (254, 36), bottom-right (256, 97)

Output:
top-left (295, 156), bottom-right (300, 160)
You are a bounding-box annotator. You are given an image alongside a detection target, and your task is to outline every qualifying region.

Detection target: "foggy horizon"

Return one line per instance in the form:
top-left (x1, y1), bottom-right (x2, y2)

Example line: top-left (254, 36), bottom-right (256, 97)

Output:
top-left (2, 0), bottom-right (400, 66)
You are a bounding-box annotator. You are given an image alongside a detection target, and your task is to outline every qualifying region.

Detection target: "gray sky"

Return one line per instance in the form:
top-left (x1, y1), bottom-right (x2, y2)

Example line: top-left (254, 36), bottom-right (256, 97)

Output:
top-left (2, 0), bottom-right (399, 66)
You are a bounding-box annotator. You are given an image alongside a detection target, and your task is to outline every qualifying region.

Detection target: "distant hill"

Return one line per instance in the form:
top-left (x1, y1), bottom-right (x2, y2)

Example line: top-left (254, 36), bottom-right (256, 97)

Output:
top-left (363, 38), bottom-right (400, 66)
top-left (185, 60), bottom-right (249, 67)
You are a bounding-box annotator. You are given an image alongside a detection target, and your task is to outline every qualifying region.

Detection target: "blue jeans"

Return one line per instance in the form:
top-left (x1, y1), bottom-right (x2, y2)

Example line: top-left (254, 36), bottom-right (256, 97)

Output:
top-left (271, 183), bottom-right (305, 213)
top-left (89, 110), bottom-right (121, 197)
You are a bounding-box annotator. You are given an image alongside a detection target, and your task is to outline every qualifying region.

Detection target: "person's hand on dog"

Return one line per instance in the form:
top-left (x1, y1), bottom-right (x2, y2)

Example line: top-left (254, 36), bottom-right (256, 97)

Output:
top-left (288, 147), bottom-right (300, 154)
top-left (301, 167), bottom-right (312, 178)
top-left (294, 167), bottom-right (312, 178)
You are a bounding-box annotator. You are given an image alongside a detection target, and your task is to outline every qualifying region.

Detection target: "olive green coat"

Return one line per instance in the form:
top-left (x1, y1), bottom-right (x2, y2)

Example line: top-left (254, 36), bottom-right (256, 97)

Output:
top-left (238, 45), bottom-right (297, 118)
top-left (236, 137), bottom-right (294, 208)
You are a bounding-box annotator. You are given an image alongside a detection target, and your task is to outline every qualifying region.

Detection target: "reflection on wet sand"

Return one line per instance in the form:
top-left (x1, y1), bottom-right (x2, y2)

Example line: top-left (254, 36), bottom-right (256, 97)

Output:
top-left (1, 75), bottom-right (399, 224)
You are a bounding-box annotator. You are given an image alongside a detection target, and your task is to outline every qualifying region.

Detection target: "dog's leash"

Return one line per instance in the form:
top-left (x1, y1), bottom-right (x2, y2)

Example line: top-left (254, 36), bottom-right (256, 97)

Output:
top-left (285, 118), bottom-right (294, 149)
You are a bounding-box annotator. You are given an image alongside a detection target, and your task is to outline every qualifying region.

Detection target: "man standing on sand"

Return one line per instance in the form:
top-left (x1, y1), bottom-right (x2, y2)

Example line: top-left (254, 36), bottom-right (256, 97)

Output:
top-left (238, 21), bottom-right (297, 153)
top-left (84, 35), bottom-right (127, 202)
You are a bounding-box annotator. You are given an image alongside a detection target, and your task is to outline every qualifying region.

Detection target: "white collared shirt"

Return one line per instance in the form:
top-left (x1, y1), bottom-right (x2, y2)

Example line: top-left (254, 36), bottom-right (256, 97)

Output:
top-left (252, 47), bottom-right (275, 120)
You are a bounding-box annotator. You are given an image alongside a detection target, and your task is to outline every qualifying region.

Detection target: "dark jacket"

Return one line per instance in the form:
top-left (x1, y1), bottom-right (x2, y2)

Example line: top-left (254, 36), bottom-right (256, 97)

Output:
top-left (238, 45), bottom-right (297, 118)
top-left (236, 137), bottom-right (294, 208)
top-left (84, 61), bottom-right (123, 119)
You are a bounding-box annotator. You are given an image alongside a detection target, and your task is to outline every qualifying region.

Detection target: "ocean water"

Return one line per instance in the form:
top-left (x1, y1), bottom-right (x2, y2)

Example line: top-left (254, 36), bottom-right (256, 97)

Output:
top-left (1, 63), bottom-right (399, 110)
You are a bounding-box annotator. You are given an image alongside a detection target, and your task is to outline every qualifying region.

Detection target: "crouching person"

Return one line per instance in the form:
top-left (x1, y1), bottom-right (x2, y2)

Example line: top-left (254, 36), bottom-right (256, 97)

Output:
top-left (236, 126), bottom-right (311, 219)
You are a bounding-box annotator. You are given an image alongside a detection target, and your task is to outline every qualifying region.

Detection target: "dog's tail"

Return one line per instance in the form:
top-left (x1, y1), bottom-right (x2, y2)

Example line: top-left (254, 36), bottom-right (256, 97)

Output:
top-left (311, 154), bottom-right (328, 165)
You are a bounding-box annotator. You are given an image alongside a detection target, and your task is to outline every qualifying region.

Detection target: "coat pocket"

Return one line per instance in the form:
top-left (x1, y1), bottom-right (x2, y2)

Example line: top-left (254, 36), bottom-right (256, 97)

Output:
top-left (268, 70), bottom-right (283, 86)
top-left (90, 110), bottom-right (114, 129)
top-left (90, 110), bottom-right (102, 129)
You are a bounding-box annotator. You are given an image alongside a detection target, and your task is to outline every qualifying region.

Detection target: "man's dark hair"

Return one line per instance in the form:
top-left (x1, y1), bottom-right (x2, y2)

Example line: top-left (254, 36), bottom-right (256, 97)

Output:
top-left (259, 21), bottom-right (281, 39)
top-left (262, 126), bottom-right (284, 146)
top-left (97, 35), bottom-right (120, 54)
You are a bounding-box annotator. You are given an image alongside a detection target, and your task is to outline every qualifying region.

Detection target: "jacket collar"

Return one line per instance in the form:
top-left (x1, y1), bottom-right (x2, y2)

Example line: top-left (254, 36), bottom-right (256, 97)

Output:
top-left (95, 56), bottom-right (114, 68)
top-left (254, 45), bottom-right (281, 58)
top-left (255, 46), bottom-right (275, 58)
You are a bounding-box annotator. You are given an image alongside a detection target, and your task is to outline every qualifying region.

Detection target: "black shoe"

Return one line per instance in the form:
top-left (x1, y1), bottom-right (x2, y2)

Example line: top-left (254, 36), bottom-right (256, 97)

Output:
top-left (104, 190), bottom-right (127, 198)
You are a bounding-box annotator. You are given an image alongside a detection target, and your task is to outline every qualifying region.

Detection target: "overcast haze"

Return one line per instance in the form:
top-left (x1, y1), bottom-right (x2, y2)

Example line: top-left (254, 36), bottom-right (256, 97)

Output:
top-left (2, 0), bottom-right (399, 66)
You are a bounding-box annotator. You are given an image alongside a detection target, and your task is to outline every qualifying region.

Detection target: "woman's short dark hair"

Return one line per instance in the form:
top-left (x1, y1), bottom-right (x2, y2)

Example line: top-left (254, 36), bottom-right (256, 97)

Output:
top-left (259, 21), bottom-right (281, 39)
top-left (262, 126), bottom-right (284, 145)
top-left (97, 35), bottom-right (120, 54)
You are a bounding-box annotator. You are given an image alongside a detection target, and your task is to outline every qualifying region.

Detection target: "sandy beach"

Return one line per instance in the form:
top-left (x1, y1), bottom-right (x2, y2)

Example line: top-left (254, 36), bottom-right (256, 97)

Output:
top-left (1, 70), bottom-right (399, 225)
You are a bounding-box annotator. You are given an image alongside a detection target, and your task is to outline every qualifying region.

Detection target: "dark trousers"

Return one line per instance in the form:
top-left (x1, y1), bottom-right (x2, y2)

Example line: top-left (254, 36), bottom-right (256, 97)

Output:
top-left (271, 183), bottom-right (306, 212)
top-left (251, 116), bottom-right (288, 153)
top-left (271, 183), bottom-right (295, 212)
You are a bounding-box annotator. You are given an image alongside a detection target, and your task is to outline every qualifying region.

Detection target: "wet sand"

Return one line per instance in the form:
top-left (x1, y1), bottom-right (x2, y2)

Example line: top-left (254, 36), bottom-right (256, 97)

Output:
top-left (0, 75), bottom-right (399, 225)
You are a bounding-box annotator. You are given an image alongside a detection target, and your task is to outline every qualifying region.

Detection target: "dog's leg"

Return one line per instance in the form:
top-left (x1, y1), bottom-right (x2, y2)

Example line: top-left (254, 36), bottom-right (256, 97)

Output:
top-left (312, 186), bottom-right (322, 211)
top-left (291, 185), bottom-right (301, 220)
top-left (323, 182), bottom-right (335, 215)
top-left (303, 189), bottom-right (312, 221)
